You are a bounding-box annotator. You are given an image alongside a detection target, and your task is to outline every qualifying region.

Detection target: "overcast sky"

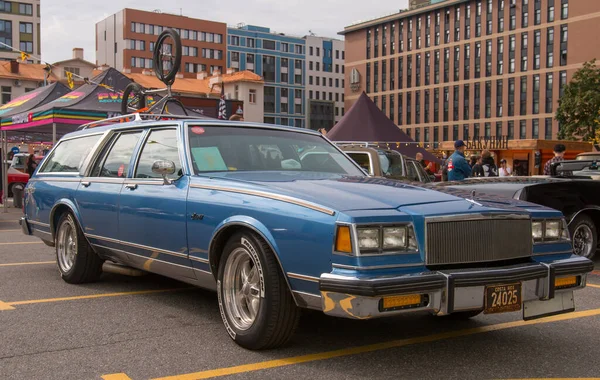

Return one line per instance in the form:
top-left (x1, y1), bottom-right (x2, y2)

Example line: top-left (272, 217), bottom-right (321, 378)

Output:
top-left (41, 0), bottom-right (408, 64)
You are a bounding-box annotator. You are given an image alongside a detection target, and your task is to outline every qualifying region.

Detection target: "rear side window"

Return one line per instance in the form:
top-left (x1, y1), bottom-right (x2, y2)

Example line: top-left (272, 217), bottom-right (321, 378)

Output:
top-left (346, 152), bottom-right (372, 174)
top-left (135, 129), bottom-right (182, 179)
top-left (90, 132), bottom-right (143, 177)
top-left (39, 134), bottom-right (102, 173)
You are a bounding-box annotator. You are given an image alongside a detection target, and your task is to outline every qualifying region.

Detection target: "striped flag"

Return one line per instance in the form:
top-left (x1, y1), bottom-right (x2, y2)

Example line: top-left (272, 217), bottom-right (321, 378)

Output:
top-left (218, 84), bottom-right (226, 120)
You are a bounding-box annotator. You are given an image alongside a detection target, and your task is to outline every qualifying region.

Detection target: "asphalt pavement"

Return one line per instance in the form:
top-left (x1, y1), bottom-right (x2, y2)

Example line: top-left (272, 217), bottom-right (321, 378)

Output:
top-left (0, 203), bottom-right (599, 380)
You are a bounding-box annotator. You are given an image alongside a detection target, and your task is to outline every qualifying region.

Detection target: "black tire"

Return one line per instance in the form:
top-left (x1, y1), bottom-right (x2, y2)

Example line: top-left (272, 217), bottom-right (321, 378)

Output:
top-left (569, 214), bottom-right (597, 259)
top-left (55, 212), bottom-right (103, 284)
top-left (153, 28), bottom-right (182, 86)
top-left (217, 231), bottom-right (300, 350)
top-left (121, 82), bottom-right (146, 115)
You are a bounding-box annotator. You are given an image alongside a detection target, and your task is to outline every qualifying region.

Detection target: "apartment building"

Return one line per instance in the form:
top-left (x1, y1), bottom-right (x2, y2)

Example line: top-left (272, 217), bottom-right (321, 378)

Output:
top-left (0, 0), bottom-right (41, 62)
top-left (304, 35), bottom-right (345, 131)
top-left (341, 0), bottom-right (599, 146)
top-left (96, 8), bottom-right (227, 78)
top-left (227, 24), bottom-right (305, 128)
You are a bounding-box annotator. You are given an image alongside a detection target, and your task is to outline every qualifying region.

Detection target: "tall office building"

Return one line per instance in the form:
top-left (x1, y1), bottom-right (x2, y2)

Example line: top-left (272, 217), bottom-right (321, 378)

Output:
top-left (304, 35), bottom-right (345, 131)
top-left (227, 24), bottom-right (305, 128)
top-left (96, 8), bottom-right (227, 78)
top-left (0, 0), bottom-right (41, 62)
top-left (341, 0), bottom-right (599, 146)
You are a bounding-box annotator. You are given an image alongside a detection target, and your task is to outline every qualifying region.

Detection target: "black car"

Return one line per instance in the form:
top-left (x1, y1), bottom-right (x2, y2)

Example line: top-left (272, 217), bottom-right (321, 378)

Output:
top-left (431, 160), bottom-right (600, 260)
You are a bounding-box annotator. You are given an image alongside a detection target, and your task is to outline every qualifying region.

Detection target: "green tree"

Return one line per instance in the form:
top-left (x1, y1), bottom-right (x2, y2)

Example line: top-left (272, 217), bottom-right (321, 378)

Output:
top-left (556, 59), bottom-right (600, 141)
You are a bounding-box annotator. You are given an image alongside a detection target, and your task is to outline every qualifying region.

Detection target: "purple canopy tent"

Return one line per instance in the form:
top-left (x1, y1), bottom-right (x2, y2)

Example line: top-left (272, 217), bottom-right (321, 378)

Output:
top-left (326, 92), bottom-right (441, 164)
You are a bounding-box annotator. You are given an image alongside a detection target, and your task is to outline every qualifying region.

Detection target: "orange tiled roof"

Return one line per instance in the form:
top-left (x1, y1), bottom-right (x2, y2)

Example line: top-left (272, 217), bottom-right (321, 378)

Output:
top-left (125, 70), bottom-right (263, 96)
top-left (0, 61), bottom-right (59, 82)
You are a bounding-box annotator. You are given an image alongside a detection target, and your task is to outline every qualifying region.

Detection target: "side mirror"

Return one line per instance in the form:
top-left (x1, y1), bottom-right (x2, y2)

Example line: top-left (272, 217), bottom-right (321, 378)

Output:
top-left (152, 160), bottom-right (176, 185)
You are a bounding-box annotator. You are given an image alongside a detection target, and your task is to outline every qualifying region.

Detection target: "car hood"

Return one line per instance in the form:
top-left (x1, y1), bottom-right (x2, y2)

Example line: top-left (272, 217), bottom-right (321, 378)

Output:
top-left (199, 172), bottom-right (531, 213)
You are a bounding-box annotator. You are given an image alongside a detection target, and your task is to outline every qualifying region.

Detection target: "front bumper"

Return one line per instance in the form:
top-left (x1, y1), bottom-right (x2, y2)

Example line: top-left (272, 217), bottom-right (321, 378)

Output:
top-left (320, 256), bottom-right (593, 319)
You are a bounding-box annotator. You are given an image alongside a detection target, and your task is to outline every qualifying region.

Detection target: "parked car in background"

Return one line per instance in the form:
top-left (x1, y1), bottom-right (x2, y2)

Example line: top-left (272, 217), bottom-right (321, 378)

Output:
top-left (575, 152), bottom-right (600, 161)
top-left (10, 153), bottom-right (44, 173)
top-left (21, 116), bottom-right (593, 349)
top-left (6, 166), bottom-right (29, 197)
top-left (433, 160), bottom-right (600, 260)
top-left (338, 143), bottom-right (433, 183)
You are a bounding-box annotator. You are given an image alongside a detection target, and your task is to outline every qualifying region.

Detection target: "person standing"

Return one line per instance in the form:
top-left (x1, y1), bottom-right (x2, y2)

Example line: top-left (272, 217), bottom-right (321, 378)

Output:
top-left (447, 140), bottom-right (472, 181)
top-left (499, 159), bottom-right (512, 177)
top-left (471, 156), bottom-right (484, 177)
top-left (543, 144), bottom-right (572, 176)
top-left (416, 152), bottom-right (434, 175)
top-left (481, 150), bottom-right (498, 177)
top-left (26, 154), bottom-right (37, 177)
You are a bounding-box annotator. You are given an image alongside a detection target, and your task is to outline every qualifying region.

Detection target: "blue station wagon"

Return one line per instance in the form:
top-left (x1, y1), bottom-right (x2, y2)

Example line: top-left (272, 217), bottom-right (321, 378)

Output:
top-left (21, 115), bottom-right (594, 349)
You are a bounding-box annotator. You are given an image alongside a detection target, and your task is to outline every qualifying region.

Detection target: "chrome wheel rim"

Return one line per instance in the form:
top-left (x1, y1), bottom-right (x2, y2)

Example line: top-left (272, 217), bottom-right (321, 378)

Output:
top-left (573, 224), bottom-right (594, 258)
top-left (223, 247), bottom-right (262, 331)
top-left (57, 217), bottom-right (77, 273)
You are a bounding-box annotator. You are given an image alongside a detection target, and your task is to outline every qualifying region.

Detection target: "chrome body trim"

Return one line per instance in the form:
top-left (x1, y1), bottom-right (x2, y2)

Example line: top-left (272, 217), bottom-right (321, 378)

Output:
top-left (292, 291), bottom-right (322, 310)
top-left (80, 177), bottom-right (125, 184)
top-left (28, 220), bottom-right (51, 228)
top-left (332, 262), bottom-right (425, 270)
top-left (533, 250), bottom-right (573, 256)
top-left (28, 177), bottom-right (82, 183)
top-left (85, 233), bottom-right (188, 258)
top-left (287, 272), bottom-right (320, 283)
top-left (189, 255), bottom-right (210, 264)
top-left (190, 184), bottom-right (336, 216)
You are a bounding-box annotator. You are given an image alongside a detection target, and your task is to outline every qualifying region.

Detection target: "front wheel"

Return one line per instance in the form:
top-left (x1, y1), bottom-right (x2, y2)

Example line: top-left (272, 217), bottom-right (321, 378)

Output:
top-left (55, 213), bottom-right (104, 284)
top-left (121, 82), bottom-right (146, 115)
top-left (217, 231), bottom-right (299, 350)
top-left (569, 214), bottom-right (597, 260)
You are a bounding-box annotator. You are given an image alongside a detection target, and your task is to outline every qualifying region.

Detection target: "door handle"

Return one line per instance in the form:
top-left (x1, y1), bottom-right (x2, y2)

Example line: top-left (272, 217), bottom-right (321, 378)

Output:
top-left (125, 183), bottom-right (138, 190)
top-left (81, 181), bottom-right (91, 187)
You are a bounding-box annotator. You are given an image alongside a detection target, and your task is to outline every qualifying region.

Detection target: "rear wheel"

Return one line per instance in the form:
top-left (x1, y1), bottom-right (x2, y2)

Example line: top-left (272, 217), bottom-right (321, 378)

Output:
top-left (55, 213), bottom-right (103, 284)
top-left (121, 82), bottom-right (146, 115)
top-left (153, 28), bottom-right (182, 86)
top-left (217, 231), bottom-right (299, 350)
top-left (569, 214), bottom-right (597, 260)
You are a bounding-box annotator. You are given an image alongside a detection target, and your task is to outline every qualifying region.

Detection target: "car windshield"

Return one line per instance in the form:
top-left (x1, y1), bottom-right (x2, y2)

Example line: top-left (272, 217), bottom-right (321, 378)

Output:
top-left (377, 150), bottom-right (405, 177)
top-left (188, 126), bottom-right (365, 177)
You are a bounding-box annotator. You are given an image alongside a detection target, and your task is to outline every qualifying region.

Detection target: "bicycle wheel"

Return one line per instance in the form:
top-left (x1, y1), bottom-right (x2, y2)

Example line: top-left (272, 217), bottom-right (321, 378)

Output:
top-left (153, 28), bottom-right (182, 85)
top-left (121, 82), bottom-right (146, 115)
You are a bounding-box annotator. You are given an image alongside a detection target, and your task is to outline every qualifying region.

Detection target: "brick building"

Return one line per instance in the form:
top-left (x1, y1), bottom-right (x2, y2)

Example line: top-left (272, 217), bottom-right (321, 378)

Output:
top-left (0, 0), bottom-right (41, 63)
top-left (96, 8), bottom-right (227, 78)
top-left (341, 0), bottom-right (600, 147)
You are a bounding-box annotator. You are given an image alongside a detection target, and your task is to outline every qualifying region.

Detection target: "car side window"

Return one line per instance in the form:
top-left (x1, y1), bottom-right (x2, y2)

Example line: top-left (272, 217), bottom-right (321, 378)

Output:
top-left (39, 134), bottom-right (102, 173)
top-left (346, 152), bottom-right (372, 175)
top-left (90, 132), bottom-right (143, 178)
top-left (135, 129), bottom-right (182, 179)
top-left (406, 161), bottom-right (421, 182)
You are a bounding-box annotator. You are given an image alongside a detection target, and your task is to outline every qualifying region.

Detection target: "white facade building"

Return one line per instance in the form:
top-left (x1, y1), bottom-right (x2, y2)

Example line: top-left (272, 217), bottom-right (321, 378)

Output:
top-left (304, 35), bottom-right (345, 131)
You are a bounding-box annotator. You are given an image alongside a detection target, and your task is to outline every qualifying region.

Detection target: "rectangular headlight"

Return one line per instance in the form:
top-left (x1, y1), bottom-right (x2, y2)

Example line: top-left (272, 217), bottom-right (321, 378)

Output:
top-left (545, 220), bottom-right (560, 239)
top-left (532, 221), bottom-right (543, 241)
top-left (357, 228), bottom-right (380, 251)
top-left (383, 227), bottom-right (407, 249)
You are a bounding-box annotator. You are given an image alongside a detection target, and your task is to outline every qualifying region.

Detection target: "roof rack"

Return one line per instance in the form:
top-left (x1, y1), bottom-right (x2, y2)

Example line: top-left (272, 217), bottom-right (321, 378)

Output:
top-left (334, 141), bottom-right (381, 148)
top-left (76, 113), bottom-right (200, 131)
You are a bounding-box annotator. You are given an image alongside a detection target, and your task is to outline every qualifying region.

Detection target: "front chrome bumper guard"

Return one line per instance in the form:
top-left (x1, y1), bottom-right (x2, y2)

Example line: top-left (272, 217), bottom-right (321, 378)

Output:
top-left (319, 256), bottom-right (594, 319)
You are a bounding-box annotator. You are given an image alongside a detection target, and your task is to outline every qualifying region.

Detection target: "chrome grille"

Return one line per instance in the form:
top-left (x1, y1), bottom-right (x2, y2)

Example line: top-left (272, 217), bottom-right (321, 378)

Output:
top-left (425, 217), bottom-right (532, 266)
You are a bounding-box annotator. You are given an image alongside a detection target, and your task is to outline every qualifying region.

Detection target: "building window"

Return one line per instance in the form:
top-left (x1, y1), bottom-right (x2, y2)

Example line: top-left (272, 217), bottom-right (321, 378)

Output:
top-left (398, 93), bottom-right (403, 125)
top-left (561, 1), bottom-right (568, 19)
top-left (453, 125), bottom-right (459, 141)
top-left (548, 4), bottom-right (555, 22)
top-left (496, 80), bottom-right (503, 117)
top-left (520, 76), bottom-right (528, 116)
top-left (532, 119), bottom-right (539, 139)
top-left (434, 89), bottom-right (439, 123)
top-left (508, 78), bottom-right (515, 116)
top-left (464, 84), bottom-right (470, 120)
top-left (263, 40), bottom-right (275, 50)
top-left (559, 70), bottom-right (567, 97)
top-left (19, 41), bottom-right (32, 53)
top-left (443, 87), bottom-right (449, 122)
top-left (496, 122), bottom-right (502, 137)
top-left (532, 74), bottom-right (540, 114)
top-left (485, 81), bottom-right (492, 118)
top-left (1, 85), bottom-right (10, 104)
top-left (463, 124), bottom-right (470, 140)
top-left (453, 86), bottom-right (459, 121)
top-left (544, 73), bottom-right (552, 114)
top-left (474, 83), bottom-right (481, 118)
top-left (19, 22), bottom-right (32, 34)
top-left (474, 123), bottom-right (480, 138)
top-left (18, 3), bottom-right (32, 15)
top-left (262, 55), bottom-right (275, 82)
top-left (415, 91), bottom-right (420, 124)
top-left (545, 118), bottom-right (553, 139)
top-left (520, 120), bottom-right (527, 139)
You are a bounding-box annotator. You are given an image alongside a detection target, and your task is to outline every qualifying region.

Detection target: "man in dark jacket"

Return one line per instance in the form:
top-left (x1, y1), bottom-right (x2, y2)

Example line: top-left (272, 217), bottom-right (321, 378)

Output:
top-left (447, 140), bottom-right (472, 181)
top-left (481, 149), bottom-right (498, 177)
top-left (471, 156), bottom-right (484, 177)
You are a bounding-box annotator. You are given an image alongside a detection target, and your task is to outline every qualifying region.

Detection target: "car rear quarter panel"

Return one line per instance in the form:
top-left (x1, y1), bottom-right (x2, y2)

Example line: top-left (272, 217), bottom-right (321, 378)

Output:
top-left (521, 181), bottom-right (600, 221)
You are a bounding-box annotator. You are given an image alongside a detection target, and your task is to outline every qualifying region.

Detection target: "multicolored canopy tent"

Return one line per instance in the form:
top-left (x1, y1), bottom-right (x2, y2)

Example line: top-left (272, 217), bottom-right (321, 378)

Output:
top-left (0, 82), bottom-right (70, 143)
top-left (326, 92), bottom-right (441, 164)
top-left (0, 67), bottom-right (211, 140)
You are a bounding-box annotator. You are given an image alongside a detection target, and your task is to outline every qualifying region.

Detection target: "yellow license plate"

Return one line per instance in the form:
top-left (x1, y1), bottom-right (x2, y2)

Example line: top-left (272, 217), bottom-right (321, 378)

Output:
top-left (484, 283), bottom-right (522, 314)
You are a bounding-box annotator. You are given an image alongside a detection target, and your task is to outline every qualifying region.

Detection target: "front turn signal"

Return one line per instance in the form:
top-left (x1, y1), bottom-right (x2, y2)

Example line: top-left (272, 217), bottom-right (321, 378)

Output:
top-left (335, 226), bottom-right (353, 253)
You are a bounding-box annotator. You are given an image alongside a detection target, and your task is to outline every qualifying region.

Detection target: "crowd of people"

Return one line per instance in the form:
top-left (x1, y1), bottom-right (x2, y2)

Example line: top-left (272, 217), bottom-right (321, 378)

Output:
top-left (438, 141), bottom-right (569, 181)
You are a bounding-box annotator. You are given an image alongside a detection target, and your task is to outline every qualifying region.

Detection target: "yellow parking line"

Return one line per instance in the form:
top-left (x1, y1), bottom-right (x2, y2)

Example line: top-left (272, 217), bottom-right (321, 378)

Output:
top-left (0, 229), bottom-right (22, 232)
top-left (587, 284), bottom-right (600, 289)
top-left (0, 241), bottom-right (44, 245)
top-left (0, 261), bottom-right (54, 267)
top-left (101, 374), bottom-right (133, 380)
top-left (0, 300), bottom-right (15, 310)
top-left (1, 287), bottom-right (193, 309)
top-left (148, 308), bottom-right (600, 380)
